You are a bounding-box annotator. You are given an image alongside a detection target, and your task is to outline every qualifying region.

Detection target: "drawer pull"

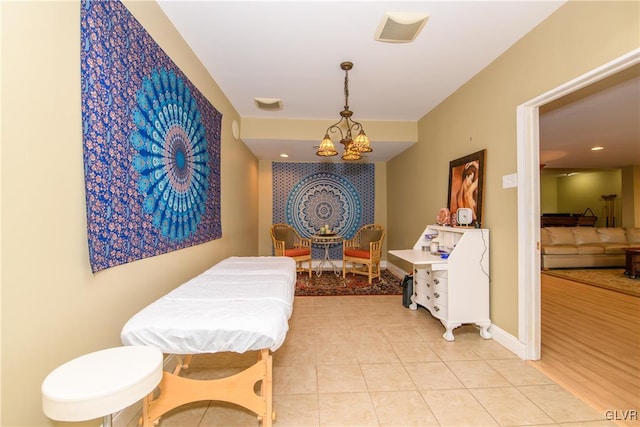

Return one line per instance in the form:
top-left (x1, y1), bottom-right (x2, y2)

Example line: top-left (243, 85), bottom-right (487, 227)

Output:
top-left (434, 292), bottom-right (440, 298)
top-left (434, 278), bottom-right (439, 285)
top-left (433, 306), bottom-right (440, 312)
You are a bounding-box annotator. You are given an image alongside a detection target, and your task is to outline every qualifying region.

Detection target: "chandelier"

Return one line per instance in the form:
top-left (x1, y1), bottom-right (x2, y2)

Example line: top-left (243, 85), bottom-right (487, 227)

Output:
top-left (316, 61), bottom-right (372, 161)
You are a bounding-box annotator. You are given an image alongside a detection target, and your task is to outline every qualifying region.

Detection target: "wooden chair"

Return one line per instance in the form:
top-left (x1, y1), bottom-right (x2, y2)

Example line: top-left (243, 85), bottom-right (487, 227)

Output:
top-left (270, 224), bottom-right (312, 277)
top-left (342, 224), bottom-right (385, 284)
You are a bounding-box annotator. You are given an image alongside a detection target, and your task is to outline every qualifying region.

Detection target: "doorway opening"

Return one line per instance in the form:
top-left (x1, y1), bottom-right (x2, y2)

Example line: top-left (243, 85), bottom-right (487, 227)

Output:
top-left (516, 48), bottom-right (640, 360)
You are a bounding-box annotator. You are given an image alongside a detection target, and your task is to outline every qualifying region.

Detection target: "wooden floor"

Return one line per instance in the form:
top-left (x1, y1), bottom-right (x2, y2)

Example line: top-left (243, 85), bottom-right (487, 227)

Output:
top-left (531, 273), bottom-right (640, 426)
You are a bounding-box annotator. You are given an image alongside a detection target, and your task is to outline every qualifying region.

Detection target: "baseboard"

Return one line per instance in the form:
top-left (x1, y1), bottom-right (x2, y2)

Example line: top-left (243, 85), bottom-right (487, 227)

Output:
top-left (489, 324), bottom-right (528, 360)
top-left (384, 261), bottom-right (408, 278)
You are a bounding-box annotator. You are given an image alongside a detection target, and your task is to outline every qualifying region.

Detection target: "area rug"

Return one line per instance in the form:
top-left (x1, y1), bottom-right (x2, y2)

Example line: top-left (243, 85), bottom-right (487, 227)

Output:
top-left (296, 270), bottom-right (402, 296)
top-left (542, 268), bottom-right (640, 297)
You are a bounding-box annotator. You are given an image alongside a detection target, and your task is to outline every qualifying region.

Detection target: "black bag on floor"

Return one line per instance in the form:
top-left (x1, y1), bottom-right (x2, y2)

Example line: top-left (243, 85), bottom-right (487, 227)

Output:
top-left (401, 275), bottom-right (413, 308)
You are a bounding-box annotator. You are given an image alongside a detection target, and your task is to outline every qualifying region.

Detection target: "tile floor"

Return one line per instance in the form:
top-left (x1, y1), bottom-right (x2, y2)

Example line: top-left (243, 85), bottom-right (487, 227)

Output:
top-left (123, 295), bottom-right (615, 426)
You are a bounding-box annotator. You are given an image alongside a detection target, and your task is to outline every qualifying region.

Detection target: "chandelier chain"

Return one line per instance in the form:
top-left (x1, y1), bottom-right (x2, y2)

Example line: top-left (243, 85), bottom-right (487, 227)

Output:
top-left (343, 69), bottom-right (349, 110)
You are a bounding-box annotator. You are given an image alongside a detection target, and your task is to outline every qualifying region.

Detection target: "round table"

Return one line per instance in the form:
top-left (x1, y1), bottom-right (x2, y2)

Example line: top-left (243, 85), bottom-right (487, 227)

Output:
top-left (312, 234), bottom-right (343, 276)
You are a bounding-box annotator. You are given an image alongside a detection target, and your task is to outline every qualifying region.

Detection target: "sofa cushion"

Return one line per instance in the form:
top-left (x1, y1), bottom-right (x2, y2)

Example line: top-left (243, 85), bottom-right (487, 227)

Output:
top-left (626, 228), bottom-right (640, 245)
top-left (572, 227), bottom-right (600, 245)
top-left (596, 228), bottom-right (627, 244)
top-left (577, 245), bottom-right (605, 255)
top-left (546, 227), bottom-right (576, 245)
top-left (284, 247), bottom-right (310, 257)
top-left (344, 248), bottom-right (371, 258)
top-left (542, 245), bottom-right (578, 255)
top-left (603, 244), bottom-right (630, 254)
top-left (540, 228), bottom-right (551, 246)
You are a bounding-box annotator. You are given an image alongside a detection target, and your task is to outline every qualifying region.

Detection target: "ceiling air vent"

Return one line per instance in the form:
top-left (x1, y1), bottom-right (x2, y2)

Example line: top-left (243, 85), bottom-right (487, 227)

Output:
top-left (254, 97), bottom-right (282, 111)
top-left (375, 12), bottom-right (429, 43)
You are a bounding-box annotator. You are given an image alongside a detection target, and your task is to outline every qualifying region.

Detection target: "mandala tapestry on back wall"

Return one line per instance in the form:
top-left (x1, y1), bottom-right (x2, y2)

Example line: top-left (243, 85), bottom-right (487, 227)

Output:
top-left (81, 0), bottom-right (222, 273)
top-left (272, 163), bottom-right (374, 260)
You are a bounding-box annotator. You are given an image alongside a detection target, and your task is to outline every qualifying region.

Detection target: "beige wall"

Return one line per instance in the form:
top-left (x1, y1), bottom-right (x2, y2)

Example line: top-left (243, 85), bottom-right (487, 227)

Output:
top-left (1, 1), bottom-right (259, 425)
top-left (540, 175), bottom-right (559, 213)
top-left (622, 165), bottom-right (640, 227)
top-left (387, 1), bottom-right (639, 337)
top-left (556, 170), bottom-right (622, 227)
top-left (541, 170), bottom-right (623, 228)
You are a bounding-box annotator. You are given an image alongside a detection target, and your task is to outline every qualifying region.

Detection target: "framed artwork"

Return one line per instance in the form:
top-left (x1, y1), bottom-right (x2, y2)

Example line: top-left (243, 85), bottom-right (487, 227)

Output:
top-left (447, 149), bottom-right (486, 227)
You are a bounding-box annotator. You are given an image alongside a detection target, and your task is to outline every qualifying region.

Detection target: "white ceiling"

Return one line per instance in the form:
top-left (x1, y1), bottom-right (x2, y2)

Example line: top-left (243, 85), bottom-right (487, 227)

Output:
top-left (158, 1), bottom-right (639, 167)
top-left (539, 68), bottom-right (640, 171)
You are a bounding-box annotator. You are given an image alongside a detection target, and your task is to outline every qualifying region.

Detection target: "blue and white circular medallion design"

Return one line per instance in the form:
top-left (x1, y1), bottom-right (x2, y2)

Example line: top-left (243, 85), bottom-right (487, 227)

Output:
top-left (130, 68), bottom-right (210, 242)
top-left (285, 173), bottom-right (361, 238)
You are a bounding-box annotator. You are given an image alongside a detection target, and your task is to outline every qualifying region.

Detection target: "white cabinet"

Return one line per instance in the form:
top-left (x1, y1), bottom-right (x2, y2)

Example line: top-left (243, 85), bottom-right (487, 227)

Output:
top-left (389, 225), bottom-right (490, 341)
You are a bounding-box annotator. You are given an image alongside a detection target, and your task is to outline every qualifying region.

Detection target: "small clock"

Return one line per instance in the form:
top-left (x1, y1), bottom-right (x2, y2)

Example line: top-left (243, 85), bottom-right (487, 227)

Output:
top-left (456, 208), bottom-right (473, 226)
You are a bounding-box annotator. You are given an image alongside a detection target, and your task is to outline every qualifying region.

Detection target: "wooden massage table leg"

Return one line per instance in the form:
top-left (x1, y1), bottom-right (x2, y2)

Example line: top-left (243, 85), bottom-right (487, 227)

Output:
top-left (141, 349), bottom-right (275, 427)
top-left (260, 349), bottom-right (275, 427)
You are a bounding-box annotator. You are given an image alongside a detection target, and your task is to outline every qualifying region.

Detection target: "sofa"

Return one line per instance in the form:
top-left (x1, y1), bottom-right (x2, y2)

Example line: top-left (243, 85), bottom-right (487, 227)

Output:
top-left (541, 226), bottom-right (640, 269)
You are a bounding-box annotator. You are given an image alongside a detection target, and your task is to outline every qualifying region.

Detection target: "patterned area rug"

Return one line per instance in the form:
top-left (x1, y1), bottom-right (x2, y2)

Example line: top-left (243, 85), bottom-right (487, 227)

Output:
top-left (296, 269), bottom-right (403, 296)
top-left (542, 268), bottom-right (640, 297)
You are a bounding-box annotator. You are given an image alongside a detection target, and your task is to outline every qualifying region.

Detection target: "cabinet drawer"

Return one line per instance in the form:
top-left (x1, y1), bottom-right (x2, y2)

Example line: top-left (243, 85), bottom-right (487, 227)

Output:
top-left (415, 284), bottom-right (433, 309)
top-left (432, 272), bottom-right (447, 290)
top-left (431, 302), bottom-right (448, 320)
top-left (415, 294), bottom-right (432, 309)
top-left (416, 268), bottom-right (434, 290)
top-left (414, 279), bottom-right (428, 297)
top-left (433, 287), bottom-right (448, 306)
top-left (415, 268), bottom-right (429, 280)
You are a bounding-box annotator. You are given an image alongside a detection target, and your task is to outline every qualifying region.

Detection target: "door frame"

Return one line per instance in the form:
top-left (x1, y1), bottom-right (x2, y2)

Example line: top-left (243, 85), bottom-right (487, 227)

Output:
top-left (516, 48), bottom-right (640, 360)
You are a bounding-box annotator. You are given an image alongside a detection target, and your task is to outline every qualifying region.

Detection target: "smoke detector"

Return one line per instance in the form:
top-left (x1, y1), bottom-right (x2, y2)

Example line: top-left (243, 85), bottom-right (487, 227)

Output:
top-left (254, 97), bottom-right (282, 111)
top-left (375, 12), bottom-right (429, 43)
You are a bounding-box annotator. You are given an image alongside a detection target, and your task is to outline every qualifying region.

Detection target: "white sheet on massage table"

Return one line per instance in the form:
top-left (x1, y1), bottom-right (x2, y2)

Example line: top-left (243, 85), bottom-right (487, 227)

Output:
top-left (121, 256), bottom-right (297, 354)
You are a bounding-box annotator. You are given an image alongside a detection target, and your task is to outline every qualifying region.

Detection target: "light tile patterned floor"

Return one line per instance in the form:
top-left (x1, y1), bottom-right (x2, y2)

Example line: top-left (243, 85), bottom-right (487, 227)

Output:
top-left (123, 295), bottom-right (615, 426)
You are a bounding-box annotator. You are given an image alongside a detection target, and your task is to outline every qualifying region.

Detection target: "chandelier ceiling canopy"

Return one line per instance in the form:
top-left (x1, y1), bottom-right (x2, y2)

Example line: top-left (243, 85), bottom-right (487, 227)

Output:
top-left (316, 61), bottom-right (372, 161)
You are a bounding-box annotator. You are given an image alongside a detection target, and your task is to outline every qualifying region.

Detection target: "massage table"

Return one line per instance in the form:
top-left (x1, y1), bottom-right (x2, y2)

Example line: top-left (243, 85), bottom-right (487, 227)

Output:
top-left (121, 256), bottom-right (297, 426)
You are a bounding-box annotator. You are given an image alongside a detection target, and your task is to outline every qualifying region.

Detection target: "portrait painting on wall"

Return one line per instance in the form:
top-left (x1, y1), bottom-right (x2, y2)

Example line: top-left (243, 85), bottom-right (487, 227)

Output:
top-left (447, 149), bottom-right (486, 227)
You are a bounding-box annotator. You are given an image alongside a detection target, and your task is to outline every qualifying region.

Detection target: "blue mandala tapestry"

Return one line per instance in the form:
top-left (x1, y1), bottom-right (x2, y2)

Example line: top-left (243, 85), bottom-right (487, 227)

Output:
top-left (81, 0), bottom-right (222, 273)
top-left (272, 163), bottom-right (374, 259)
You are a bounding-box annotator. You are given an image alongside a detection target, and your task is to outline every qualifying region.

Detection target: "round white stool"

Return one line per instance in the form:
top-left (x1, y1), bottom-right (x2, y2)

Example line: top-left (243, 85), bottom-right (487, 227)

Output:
top-left (42, 346), bottom-right (163, 427)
